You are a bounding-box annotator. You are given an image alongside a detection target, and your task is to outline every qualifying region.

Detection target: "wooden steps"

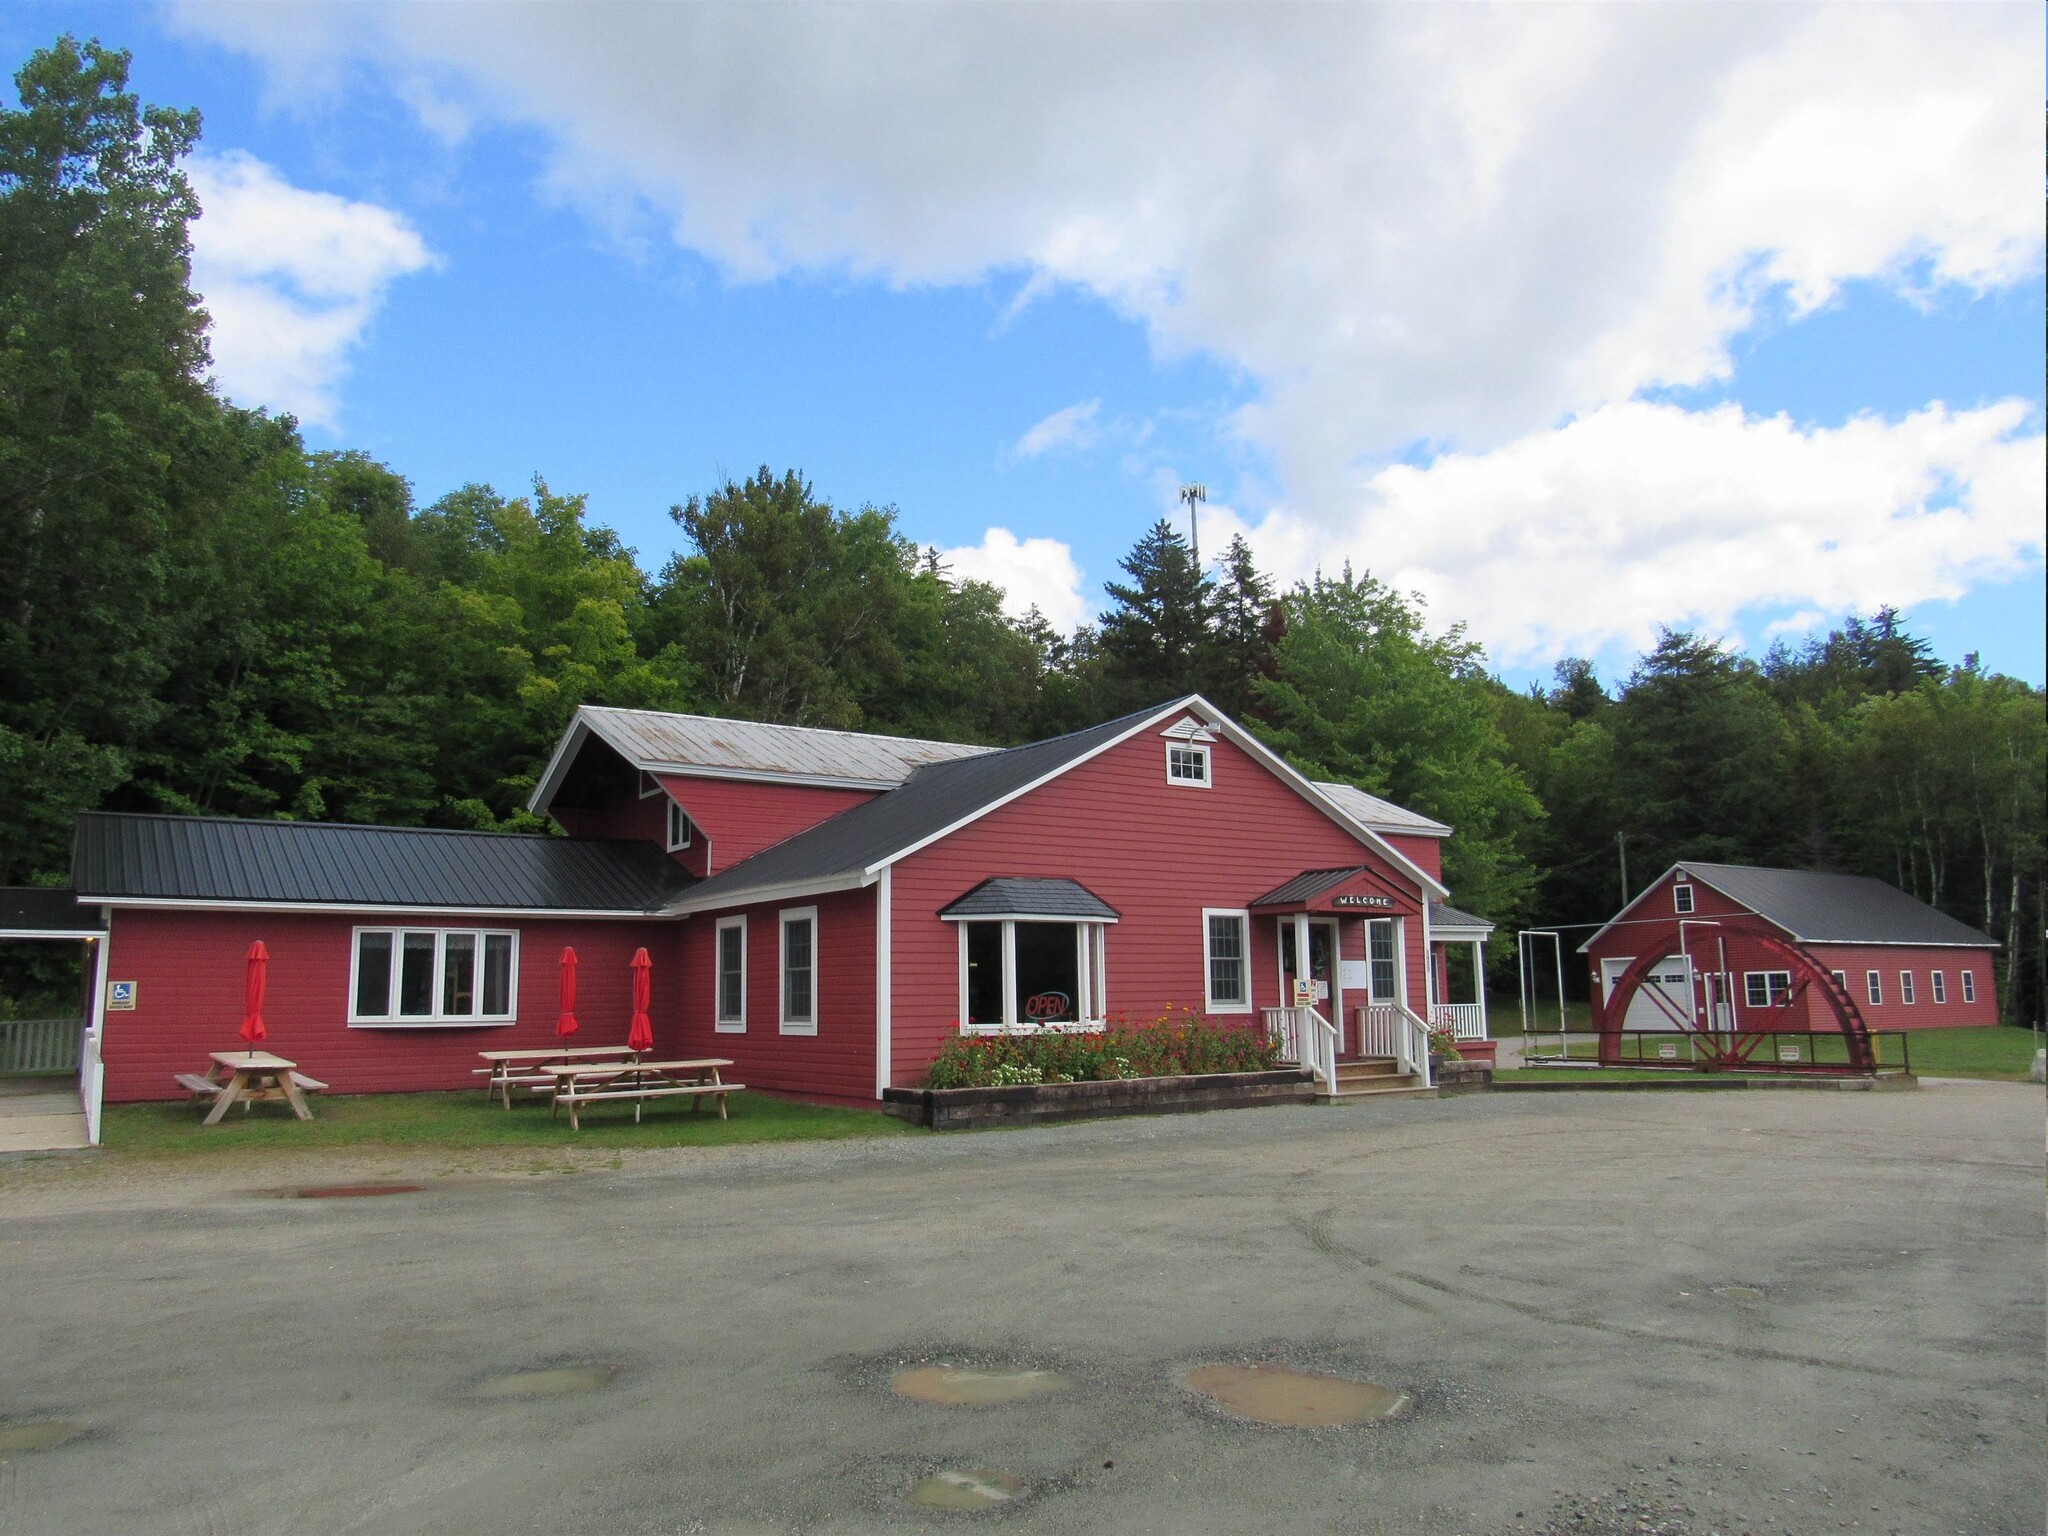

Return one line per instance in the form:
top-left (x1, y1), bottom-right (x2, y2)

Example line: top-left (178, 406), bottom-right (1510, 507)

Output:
top-left (1318, 1056), bottom-right (1434, 1103)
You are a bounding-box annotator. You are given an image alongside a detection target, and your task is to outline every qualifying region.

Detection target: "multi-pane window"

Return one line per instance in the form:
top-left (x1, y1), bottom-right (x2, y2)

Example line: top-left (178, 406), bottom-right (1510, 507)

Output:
top-left (1961, 970), bottom-right (1976, 1004)
top-left (958, 919), bottom-right (1109, 1032)
top-left (1673, 883), bottom-right (1695, 915)
top-left (1204, 911), bottom-right (1250, 1012)
top-left (1899, 971), bottom-right (1916, 1005)
top-left (666, 799), bottom-right (692, 851)
top-left (1744, 970), bottom-right (1792, 1008)
top-left (1865, 970), bottom-right (1883, 1006)
top-left (715, 917), bottom-right (746, 1031)
top-left (352, 928), bottom-right (516, 1025)
top-left (1367, 920), bottom-right (1398, 1002)
top-left (1930, 970), bottom-right (1946, 1004)
top-left (780, 907), bottom-right (817, 1034)
top-left (1166, 743), bottom-right (1210, 786)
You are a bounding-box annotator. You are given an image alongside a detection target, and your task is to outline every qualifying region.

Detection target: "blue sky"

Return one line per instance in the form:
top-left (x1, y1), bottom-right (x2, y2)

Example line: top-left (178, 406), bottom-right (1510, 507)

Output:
top-left (11, 5), bottom-right (2043, 691)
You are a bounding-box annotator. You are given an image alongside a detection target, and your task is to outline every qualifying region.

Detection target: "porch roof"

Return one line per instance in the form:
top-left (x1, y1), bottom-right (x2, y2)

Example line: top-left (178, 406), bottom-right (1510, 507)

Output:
top-left (1429, 900), bottom-right (1494, 936)
top-left (0, 887), bottom-right (105, 936)
top-left (1248, 866), bottom-right (1415, 915)
top-left (940, 876), bottom-right (1120, 922)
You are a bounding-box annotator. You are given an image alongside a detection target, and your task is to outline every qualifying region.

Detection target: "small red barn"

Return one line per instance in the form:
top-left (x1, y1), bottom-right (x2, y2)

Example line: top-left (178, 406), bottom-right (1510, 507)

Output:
top-left (59, 695), bottom-right (1499, 1123)
top-left (1581, 863), bottom-right (2000, 1050)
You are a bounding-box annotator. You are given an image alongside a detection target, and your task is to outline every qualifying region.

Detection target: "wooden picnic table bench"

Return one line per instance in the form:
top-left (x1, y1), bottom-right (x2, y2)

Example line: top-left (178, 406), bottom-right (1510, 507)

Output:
top-left (178, 1051), bottom-right (325, 1125)
top-left (544, 1057), bottom-right (739, 1131)
top-left (475, 1044), bottom-right (638, 1109)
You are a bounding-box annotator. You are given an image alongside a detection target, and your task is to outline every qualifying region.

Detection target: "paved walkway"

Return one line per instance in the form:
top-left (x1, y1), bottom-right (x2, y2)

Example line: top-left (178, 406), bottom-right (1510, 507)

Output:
top-left (0, 1076), bottom-right (88, 1153)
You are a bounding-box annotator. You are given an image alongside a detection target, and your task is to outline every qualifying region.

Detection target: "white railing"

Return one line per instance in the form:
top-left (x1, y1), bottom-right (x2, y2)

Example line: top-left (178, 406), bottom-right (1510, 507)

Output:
top-left (1261, 1006), bottom-right (1338, 1094)
top-left (1, 1017), bottom-right (86, 1073)
top-left (1431, 1002), bottom-right (1487, 1041)
top-left (1356, 1004), bottom-right (1435, 1089)
top-left (79, 1027), bottom-right (104, 1146)
top-left (1397, 1004), bottom-right (1434, 1089)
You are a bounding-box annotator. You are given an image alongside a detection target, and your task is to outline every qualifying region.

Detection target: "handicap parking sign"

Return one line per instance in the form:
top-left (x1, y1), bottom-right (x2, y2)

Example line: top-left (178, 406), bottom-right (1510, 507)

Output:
top-left (108, 980), bottom-right (137, 1010)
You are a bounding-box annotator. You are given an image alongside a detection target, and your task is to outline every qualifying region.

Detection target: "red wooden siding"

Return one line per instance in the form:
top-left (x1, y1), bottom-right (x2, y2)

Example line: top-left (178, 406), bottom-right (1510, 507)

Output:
top-left (655, 774), bottom-right (878, 875)
top-left (1382, 834), bottom-right (1443, 883)
top-left (886, 724), bottom-right (1433, 1086)
top-left (671, 886), bottom-right (877, 1105)
top-left (100, 908), bottom-right (681, 1101)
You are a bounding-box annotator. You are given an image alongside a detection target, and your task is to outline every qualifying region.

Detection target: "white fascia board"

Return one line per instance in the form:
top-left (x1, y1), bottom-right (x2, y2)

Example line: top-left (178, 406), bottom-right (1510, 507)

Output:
top-left (1798, 936), bottom-right (2002, 951)
top-left (663, 868), bottom-right (877, 916)
top-left (87, 897), bottom-right (665, 920)
top-left (940, 912), bottom-right (1120, 924)
top-left (1198, 704), bottom-right (1450, 901)
top-left (526, 714), bottom-right (595, 815)
top-left (1430, 923), bottom-right (1494, 938)
top-left (858, 698), bottom-right (1201, 878)
top-left (0, 928), bottom-right (105, 940)
top-left (647, 764), bottom-right (906, 793)
top-left (1365, 823), bottom-right (1451, 839)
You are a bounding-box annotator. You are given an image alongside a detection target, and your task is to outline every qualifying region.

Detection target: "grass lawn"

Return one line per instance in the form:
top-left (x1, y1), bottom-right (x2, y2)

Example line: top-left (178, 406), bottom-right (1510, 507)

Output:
top-left (1898, 1026), bottom-right (2044, 1081)
top-left (102, 1089), bottom-right (917, 1158)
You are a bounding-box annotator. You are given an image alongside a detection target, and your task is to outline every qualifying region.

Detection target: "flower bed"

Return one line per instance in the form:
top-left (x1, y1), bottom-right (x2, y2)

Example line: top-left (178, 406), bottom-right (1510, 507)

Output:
top-left (923, 1010), bottom-right (1281, 1089)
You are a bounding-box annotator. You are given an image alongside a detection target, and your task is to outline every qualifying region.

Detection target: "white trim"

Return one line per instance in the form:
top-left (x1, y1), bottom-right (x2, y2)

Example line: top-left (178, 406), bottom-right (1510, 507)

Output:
top-left (1161, 716), bottom-right (1218, 742)
top-left (664, 869), bottom-right (876, 916)
top-left (347, 926), bottom-right (520, 1027)
top-left (1960, 969), bottom-right (1977, 1003)
top-left (1165, 741), bottom-right (1212, 787)
top-left (527, 717), bottom-right (594, 814)
top-left (1743, 969), bottom-right (1793, 1007)
top-left (1929, 969), bottom-right (1946, 1004)
top-left (875, 867), bottom-right (892, 1098)
top-left (1420, 897), bottom-right (1433, 1012)
top-left (1865, 969), bottom-right (1883, 1006)
top-left (1673, 882), bottom-right (1695, 915)
top-left (714, 915), bottom-right (747, 1032)
top-left (86, 896), bottom-right (663, 920)
top-left (638, 769), bottom-right (663, 799)
top-left (1202, 908), bottom-right (1253, 1013)
top-left (0, 928), bottom-right (106, 941)
top-left (955, 914), bottom-right (1111, 1034)
top-left (666, 798), bottom-right (692, 852)
top-left (779, 905), bottom-right (818, 1035)
top-left (1898, 969), bottom-right (1916, 1005)
top-left (940, 911), bottom-right (1119, 924)
top-left (84, 929), bottom-right (109, 1146)
top-left (1429, 924), bottom-right (1491, 939)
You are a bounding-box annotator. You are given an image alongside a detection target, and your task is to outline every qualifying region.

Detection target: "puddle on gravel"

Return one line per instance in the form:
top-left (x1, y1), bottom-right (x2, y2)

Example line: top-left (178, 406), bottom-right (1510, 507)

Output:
top-left (474, 1365), bottom-right (619, 1399)
top-left (1185, 1364), bottom-right (1409, 1427)
top-left (909, 1469), bottom-right (1024, 1510)
top-left (1712, 1285), bottom-right (1766, 1301)
top-left (891, 1366), bottom-right (1066, 1406)
top-left (0, 1420), bottom-right (88, 1453)
top-left (295, 1184), bottom-right (426, 1199)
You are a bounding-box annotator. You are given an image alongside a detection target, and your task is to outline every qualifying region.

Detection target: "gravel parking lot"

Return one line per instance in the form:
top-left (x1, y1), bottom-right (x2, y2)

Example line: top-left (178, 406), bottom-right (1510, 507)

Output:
top-left (0, 1080), bottom-right (2041, 1535)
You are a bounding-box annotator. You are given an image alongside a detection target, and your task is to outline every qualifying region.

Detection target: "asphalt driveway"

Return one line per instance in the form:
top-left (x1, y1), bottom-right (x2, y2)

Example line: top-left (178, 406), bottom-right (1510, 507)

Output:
top-left (1, 1080), bottom-right (2041, 1535)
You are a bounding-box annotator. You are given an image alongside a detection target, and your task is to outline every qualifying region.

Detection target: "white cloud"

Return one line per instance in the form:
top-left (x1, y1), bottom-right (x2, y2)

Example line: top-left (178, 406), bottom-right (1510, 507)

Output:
top-left (187, 151), bottom-right (436, 428)
top-left (176, 4), bottom-right (2045, 647)
top-left (936, 528), bottom-right (1088, 635)
top-left (1232, 400), bottom-right (2044, 665)
top-left (1013, 400), bottom-right (1100, 460)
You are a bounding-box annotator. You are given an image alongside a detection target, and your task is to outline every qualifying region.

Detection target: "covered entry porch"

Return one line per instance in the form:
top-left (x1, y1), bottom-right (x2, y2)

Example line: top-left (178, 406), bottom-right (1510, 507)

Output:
top-left (0, 888), bottom-right (107, 1151)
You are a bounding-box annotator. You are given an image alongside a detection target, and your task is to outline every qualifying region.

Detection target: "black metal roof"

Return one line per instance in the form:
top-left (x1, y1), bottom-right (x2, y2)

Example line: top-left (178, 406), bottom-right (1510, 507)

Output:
top-left (675, 703), bottom-right (1171, 907)
top-left (939, 877), bottom-right (1120, 922)
top-left (1429, 901), bottom-right (1493, 932)
top-left (1249, 867), bottom-right (1369, 907)
top-left (1677, 863), bottom-right (1997, 947)
top-left (72, 813), bottom-right (693, 913)
top-left (0, 887), bottom-right (104, 933)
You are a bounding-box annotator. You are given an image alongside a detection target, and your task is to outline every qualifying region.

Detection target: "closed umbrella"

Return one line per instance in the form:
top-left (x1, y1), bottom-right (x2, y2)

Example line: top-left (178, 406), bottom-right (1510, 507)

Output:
top-left (241, 940), bottom-right (269, 1053)
top-left (628, 947), bottom-right (654, 1054)
top-left (556, 947), bottom-right (580, 1038)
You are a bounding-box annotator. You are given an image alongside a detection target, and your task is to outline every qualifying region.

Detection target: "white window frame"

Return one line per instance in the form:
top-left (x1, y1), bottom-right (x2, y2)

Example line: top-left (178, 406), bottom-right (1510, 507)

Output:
top-left (1865, 969), bottom-right (1883, 1006)
top-left (1960, 970), bottom-right (1976, 1004)
top-left (666, 799), bottom-right (692, 852)
top-left (779, 906), bottom-right (818, 1035)
top-left (1898, 970), bottom-right (1916, 1005)
top-left (1202, 908), bottom-right (1253, 1013)
top-left (1165, 742), bottom-right (1211, 788)
top-left (348, 926), bottom-right (519, 1027)
top-left (952, 916), bottom-right (1111, 1035)
top-left (714, 915), bottom-right (747, 1032)
top-left (1831, 969), bottom-right (1848, 992)
top-left (1930, 969), bottom-right (1946, 1004)
top-left (1672, 882), bottom-right (1695, 915)
top-left (1743, 970), bottom-right (1792, 1008)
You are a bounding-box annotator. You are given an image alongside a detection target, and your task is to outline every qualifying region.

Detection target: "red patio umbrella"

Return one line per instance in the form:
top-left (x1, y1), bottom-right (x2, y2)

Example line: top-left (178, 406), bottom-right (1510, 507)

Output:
top-left (627, 947), bottom-right (654, 1054)
top-left (556, 946), bottom-right (580, 1038)
top-left (241, 940), bottom-right (269, 1053)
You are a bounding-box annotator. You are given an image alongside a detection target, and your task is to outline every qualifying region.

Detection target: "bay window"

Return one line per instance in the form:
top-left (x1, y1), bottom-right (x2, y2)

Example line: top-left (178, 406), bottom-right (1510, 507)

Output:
top-left (352, 927), bottom-right (517, 1026)
top-left (956, 918), bottom-right (1109, 1033)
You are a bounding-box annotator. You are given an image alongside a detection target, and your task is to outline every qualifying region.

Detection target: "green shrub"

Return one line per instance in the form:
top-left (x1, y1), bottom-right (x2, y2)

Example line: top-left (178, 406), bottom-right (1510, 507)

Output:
top-left (923, 1007), bottom-right (1282, 1089)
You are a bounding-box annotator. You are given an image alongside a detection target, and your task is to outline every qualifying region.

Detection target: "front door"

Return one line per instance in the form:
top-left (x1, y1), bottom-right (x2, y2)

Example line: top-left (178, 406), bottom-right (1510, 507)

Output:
top-left (1277, 919), bottom-right (1340, 1020)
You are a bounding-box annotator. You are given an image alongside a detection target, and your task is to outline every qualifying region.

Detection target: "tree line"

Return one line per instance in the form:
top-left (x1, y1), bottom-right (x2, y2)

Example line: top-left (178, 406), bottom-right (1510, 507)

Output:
top-left (3, 40), bottom-right (2042, 1023)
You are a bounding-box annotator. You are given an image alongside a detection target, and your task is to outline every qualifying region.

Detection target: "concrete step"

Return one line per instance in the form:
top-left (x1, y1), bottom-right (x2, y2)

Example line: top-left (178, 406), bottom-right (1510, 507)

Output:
top-left (1317, 1083), bottom-right (1436, 1103)
top-left (1335, 1059), bottom-right (1405, 1081)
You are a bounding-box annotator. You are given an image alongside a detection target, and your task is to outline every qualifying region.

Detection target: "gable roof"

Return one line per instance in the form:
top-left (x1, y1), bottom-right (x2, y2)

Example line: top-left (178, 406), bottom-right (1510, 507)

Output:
top-left (1312, 783), bottom-right (1452, 838)
top-left (1578, 861), bottom-right (1998, 951)
top-left (939, 877), bottom-right (1120, 922)
top-left (530, 705), bottom-right (993, 809)
top-left (73, 813), bottom-right (693, 915)
top-left (667, 696), bottom-right (1448, 913)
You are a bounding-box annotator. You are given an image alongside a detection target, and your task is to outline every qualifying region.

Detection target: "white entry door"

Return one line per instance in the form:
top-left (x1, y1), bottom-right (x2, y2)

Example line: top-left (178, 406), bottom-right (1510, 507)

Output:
top-left (1601, 955), bottom-right (1697, 1031)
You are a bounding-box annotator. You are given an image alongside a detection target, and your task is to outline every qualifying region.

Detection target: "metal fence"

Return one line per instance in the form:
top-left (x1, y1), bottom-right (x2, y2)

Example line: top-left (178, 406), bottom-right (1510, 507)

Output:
top-left (1529, 1028), bottom-right (1912, 1076)
top-left (0, 1017), bottom-right (87, 1074)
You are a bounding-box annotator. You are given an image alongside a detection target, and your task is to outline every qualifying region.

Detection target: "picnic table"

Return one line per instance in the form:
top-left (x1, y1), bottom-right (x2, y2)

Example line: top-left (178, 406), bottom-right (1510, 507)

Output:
top-left (175, 1051), bottom-right (328, 1126)
top-left (475, 1045), bottom-right (638, 1109)
top-left (541, 1058), bottom-right (739, 1131)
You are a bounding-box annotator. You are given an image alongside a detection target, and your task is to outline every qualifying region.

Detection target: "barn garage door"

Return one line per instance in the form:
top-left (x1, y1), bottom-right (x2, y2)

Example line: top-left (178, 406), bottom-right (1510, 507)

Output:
top-left (1602, 955), bottom-right (1697, 1031)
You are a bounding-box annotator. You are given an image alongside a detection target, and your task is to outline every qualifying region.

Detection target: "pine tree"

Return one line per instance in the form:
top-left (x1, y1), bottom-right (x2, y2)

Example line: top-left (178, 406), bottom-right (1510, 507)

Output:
top-left (1096, 520), bottom-right (1214, 709)
top-left (1204, 534), bottom-right (1276, 718)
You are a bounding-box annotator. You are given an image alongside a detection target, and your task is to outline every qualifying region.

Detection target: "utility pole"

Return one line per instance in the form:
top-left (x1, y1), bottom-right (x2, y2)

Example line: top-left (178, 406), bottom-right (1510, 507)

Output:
top-left (1616, 829), bottom-right (1629, 904)
top-left (1179, 483), bottom-right (1206, 572)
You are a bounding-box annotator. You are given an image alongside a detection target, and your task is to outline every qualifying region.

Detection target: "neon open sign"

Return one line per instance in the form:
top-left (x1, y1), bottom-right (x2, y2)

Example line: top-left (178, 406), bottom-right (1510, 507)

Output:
top-left (1023, 991), bottom-right (1072, 1019)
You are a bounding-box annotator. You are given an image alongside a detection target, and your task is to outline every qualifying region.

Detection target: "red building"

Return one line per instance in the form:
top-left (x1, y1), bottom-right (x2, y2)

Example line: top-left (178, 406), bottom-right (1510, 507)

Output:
top-left (1581, 862), bottom-right (2000, 1055)
top-left (59, 696), bottom-right (1498, 1120)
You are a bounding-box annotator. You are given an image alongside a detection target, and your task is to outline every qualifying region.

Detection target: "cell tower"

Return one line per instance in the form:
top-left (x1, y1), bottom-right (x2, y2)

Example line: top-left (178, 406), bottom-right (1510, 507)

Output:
top-left (1179, 482), bottom-right (1206, 570)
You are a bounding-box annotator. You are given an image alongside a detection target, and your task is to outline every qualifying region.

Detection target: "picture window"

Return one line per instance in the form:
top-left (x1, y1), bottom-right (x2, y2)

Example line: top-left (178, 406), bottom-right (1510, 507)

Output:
top-left (352, 928), bottom-right (517, 1026)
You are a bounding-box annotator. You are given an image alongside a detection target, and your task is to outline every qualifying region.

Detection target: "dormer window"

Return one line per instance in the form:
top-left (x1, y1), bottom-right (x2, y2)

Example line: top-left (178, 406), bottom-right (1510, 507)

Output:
top-left (1673, 882), bottom-right (1695, 914)
top-left (1166, 742), bottom-right (1211, 787)
top-left (666, 799), bottom-right (692, 851)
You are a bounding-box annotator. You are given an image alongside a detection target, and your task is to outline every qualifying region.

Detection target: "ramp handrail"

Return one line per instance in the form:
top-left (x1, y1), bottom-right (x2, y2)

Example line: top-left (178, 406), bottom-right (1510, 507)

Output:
top-left (1261, 1006), bottom-right (1339, 1094)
